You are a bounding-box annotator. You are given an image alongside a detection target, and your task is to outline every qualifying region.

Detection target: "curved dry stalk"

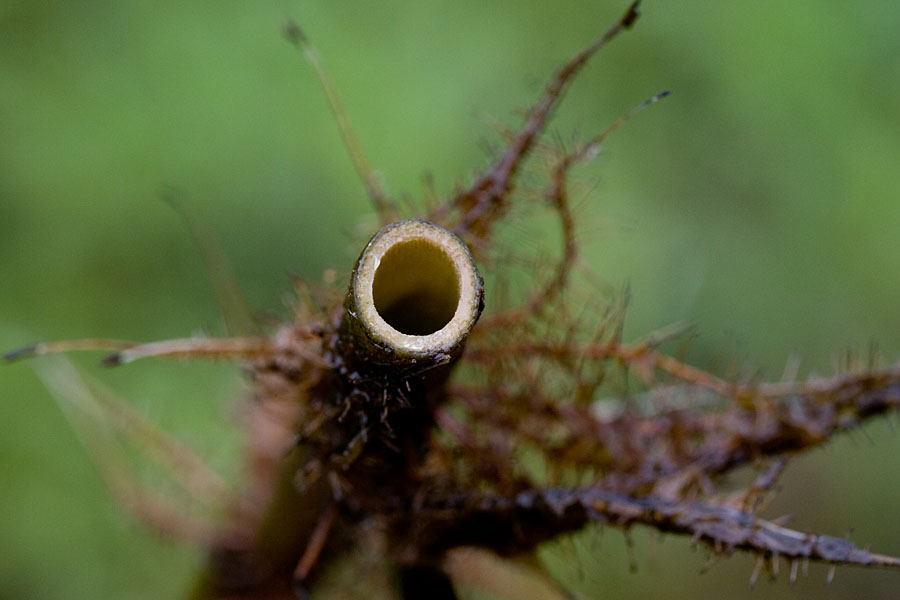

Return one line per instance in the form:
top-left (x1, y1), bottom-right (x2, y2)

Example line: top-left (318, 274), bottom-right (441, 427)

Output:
top-left (103, 336), bottom-right (275, 366)
top-left (284, 21), bottom-right (396, 225)
top-left (3, 338), bottom-right (139, 362)
top-left (35, 357), bottom-right (232, 544)
top-left (5, 336), bottom-right (277, 367)
top-left (161, 188), bottom-right (257, 336)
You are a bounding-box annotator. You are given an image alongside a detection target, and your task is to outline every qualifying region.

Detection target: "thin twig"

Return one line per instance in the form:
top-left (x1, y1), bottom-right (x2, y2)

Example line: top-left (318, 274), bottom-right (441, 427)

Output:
top-left (284, 21), bottom-right (395, 225)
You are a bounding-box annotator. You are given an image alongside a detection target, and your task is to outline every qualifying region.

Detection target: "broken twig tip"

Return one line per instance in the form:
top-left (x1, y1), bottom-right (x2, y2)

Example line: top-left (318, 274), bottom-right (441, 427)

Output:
top-left (3, 344), bottom-right (38, 363)
top-left (157, 185), bottom-right (186, 211)
top-left (102, 353), bottom-right (124, 367)
top-left (622, 1), bottom-right (642, 28)
top-left (283, 20), bottom-right (307, 46)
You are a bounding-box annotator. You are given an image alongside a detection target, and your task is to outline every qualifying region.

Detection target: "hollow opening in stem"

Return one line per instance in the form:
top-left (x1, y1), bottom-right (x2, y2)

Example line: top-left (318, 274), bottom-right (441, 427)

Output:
top-left (347, 219), bottom-right (482, 360)
top-left (372, 239), bottom-right (460, 335)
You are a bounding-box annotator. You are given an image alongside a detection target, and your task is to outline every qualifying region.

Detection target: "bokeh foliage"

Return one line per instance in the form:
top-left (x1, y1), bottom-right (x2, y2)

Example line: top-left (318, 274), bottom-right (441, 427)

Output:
top-left (1, 0), bottom-right (899, 598)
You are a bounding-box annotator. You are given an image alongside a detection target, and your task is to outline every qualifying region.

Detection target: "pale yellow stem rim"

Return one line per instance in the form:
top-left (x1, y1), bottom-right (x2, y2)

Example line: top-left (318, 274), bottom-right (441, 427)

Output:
top-left (351, 219), bottom-right (482, 359)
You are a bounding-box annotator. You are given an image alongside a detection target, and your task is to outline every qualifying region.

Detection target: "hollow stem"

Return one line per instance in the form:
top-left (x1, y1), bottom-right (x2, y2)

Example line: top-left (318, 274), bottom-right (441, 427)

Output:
top-left (342, 219), bottom-right (483, 369)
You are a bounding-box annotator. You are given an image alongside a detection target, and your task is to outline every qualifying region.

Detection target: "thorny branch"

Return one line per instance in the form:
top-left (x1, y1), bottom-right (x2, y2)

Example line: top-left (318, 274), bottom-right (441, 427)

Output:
top-left (431, 1), bottom-right (641, 247)
top-left (409, 487), bottom-right (900, 569)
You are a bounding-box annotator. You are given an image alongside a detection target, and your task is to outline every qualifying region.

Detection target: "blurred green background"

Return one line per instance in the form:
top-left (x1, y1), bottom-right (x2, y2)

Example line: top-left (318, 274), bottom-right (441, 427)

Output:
top-left (2, 0), bottom-right (899, 598)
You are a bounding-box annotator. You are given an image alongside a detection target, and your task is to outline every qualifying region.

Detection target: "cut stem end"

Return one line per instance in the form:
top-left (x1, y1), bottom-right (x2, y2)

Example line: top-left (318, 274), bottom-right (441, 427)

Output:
top-left (344, 220), bottom-right (483, 364)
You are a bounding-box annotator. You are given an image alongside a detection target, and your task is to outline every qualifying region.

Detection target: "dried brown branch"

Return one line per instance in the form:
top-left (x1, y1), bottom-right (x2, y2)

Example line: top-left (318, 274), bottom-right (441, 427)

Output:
top-left (431, 1), bottom-right (642, 246)
top-left (481, 90), bottom-right (670, 329)
top-left (456, 340), bottom-right (900, 493)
